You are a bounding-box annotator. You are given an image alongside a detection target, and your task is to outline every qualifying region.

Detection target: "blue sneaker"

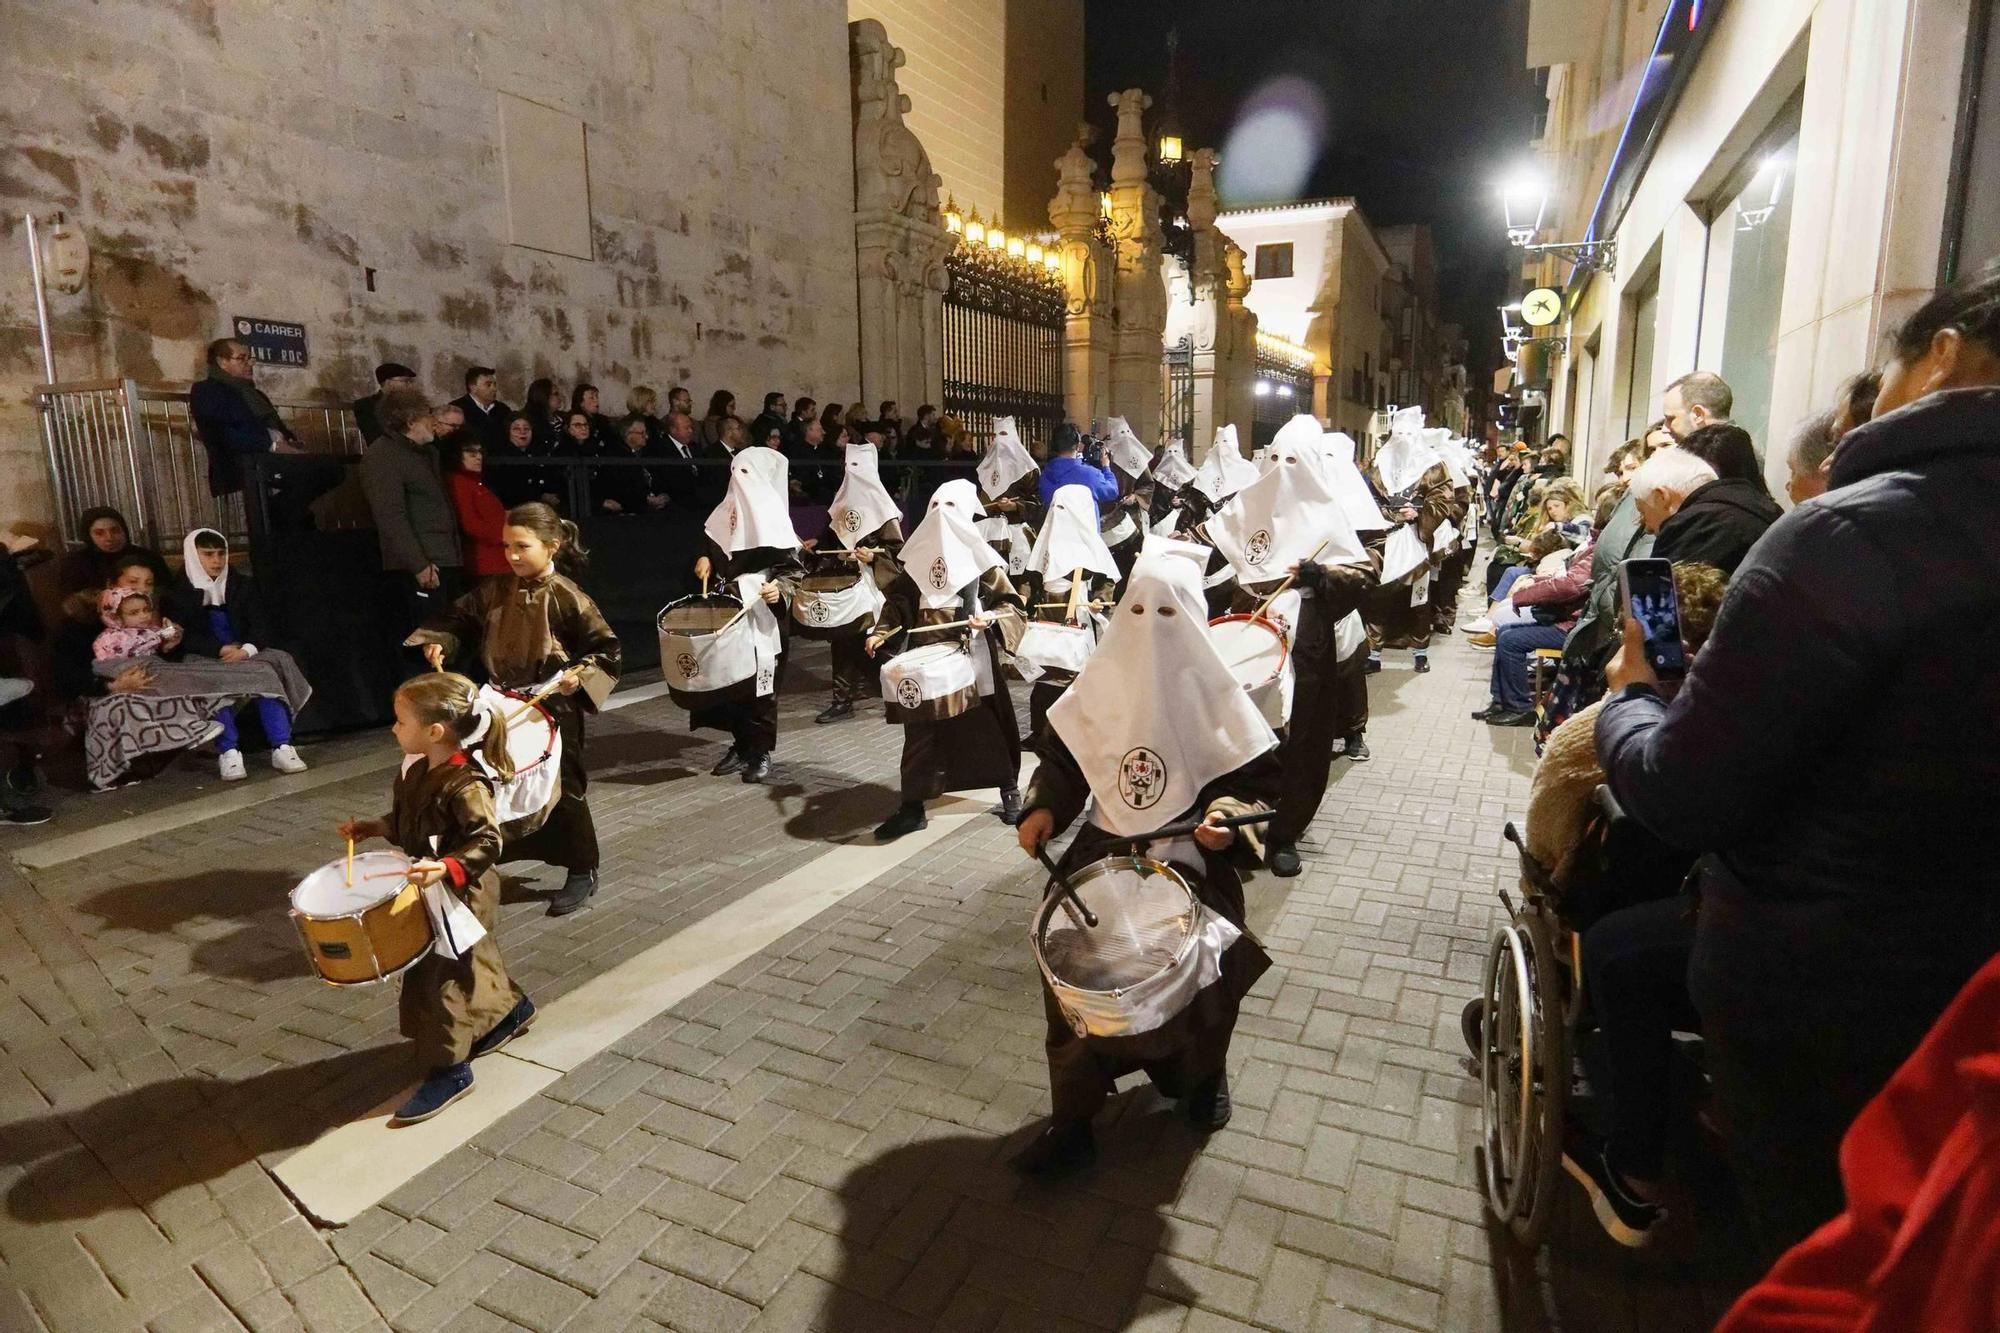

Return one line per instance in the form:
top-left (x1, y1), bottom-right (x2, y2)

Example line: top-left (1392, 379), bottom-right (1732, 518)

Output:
top-left (391, 1063), bottom-right (474, 1124)
top-left (470, 995), bottom-right (537, 1059)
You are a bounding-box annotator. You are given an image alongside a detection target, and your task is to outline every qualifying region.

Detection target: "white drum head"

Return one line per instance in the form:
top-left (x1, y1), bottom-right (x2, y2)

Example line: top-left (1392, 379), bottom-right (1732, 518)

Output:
top-left (293, 851), bottom-right (411, 916)
top-left (1210, 618), bottom-right (1285, 687)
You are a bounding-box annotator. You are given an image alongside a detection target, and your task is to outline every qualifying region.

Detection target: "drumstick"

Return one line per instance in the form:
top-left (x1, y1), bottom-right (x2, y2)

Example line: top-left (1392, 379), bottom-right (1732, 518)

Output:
top-left (1032, 599), bottom-right (1112, 609)
top-left (1123, 808), bottom-right (1276, 847)
top-left (1251, 537), bottom-right (1335, 622)
top-left (363, 865), bottom-right (416, 880)
top-left (346, 836), bottom-right (355, 888)
top-left (502, 665), bottom-right (586, 726)
top-left (1034, 847), bottom-right (1100, 930)
top-left (1065, 567), bottom-right (1085, 624)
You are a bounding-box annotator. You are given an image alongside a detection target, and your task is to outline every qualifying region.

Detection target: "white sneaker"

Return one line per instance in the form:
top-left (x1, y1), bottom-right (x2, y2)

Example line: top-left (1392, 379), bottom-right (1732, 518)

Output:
top-left (218, 749), bottom-right (247, 782)
top-left (270, 744), bottom-right (308, 774)
top-left (1463, 616), bottom-right (1494, 634)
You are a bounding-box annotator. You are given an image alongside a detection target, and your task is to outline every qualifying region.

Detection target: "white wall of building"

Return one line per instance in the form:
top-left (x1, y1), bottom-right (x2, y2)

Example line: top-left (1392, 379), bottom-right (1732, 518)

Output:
top-left (1207, 205), bottom-right (1338, 344)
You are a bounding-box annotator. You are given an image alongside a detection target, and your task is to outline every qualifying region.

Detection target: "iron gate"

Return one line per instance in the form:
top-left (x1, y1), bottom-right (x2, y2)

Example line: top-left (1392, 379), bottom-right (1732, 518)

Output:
top-left (1161, 336), bottom-right (1194, 447)
top-left (941, 245), bottom-right (1065, 452)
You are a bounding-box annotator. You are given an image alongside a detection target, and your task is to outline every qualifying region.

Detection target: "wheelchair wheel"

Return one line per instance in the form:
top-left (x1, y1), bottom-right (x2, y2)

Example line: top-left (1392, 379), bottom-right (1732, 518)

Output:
top-left (1475, 915), bottom-right (1569, 1249)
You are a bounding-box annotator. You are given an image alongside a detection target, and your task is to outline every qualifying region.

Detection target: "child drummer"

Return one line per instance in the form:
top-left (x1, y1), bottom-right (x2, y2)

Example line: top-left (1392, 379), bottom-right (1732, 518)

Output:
top-left (339, 672), bottom-right (534, 1124)
top-left (1015, 482), bottom-right (1121, 743)
top-left (406, 504), bottom-right (620, 917)
top-left (806, 432), bottom-right (903, 726)
top-left (1014, 546), bottom-right (1281, 1176)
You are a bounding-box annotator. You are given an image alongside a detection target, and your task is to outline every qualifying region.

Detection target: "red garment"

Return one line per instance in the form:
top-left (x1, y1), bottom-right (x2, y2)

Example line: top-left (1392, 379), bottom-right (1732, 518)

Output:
top-left (447, 471), bottom-right (509, 576)
top-left (1719, 950), bottom-right (2000, 1332)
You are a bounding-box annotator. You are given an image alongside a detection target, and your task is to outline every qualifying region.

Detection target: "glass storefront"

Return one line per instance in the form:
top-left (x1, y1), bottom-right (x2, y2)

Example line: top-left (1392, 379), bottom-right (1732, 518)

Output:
top-left (1707, 116), bottom-right (1799, 456)
top-left (1623, 280), bottom-right (1659, 441)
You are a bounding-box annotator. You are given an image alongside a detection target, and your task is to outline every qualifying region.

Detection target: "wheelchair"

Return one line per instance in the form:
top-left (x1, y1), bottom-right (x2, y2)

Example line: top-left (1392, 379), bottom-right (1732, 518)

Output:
top-left (1462, 785), bottom-right (1697, 1249)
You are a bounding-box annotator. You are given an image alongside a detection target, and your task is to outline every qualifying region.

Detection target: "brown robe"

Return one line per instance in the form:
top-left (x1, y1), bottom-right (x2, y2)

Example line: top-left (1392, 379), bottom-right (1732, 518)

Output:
top-left (689, 541), bottom-right (805, 755)
top-left (1017, 569), bottom-right (1118, 744)
top-left (870, 566), bottom-right (1025, 802)
top-left (387, 756), bottom-right (521, 1068)
top-left (1361, 461), bottom-right (1454, 651)
top-left (409, 571), bottom-right (622, 870)
top-left (807, 519), bottom-right (903, 706)
top-left (1024, 739), bottom-right (1279, 1121)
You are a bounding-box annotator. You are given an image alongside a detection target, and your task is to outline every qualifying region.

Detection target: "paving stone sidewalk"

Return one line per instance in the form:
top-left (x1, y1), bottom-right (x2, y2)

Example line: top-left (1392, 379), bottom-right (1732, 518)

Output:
top-left (0, 623), bottom-right (1757, 1330)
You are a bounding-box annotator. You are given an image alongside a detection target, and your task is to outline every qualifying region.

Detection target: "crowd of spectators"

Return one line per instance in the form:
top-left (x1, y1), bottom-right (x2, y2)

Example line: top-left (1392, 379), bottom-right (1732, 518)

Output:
top-left (1491, 263), bottom-right (2000, 1328)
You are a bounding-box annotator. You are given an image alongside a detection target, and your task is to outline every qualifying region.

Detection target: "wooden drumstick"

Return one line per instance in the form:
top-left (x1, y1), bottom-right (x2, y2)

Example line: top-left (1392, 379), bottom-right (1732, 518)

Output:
top-left (346, 836), bottom-right (355, 887)
top-left (1252, 536), bottom-right (1334, 622)
top-left (502, 665), bottom-right (586, 726)
top-left (1031, 600), bottom-right (1112, 609)
top-left (1065, 567), bottom-right (1084, 623)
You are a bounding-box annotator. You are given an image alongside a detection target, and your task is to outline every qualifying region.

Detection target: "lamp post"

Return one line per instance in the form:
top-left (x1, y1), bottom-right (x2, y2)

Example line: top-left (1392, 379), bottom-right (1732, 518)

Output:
top-left (1499, 175), bottom-right (1616, 272)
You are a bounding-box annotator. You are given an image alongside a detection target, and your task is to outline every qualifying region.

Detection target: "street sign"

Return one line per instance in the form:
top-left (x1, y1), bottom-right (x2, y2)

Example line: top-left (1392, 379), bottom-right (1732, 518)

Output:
top-left (1519, 287), bottom-right (1563, 328)
top-left (231, 316), bottom-right (309, 367)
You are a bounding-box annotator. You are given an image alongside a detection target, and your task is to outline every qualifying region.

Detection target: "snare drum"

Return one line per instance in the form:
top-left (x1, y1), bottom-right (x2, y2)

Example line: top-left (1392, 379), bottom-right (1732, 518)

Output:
top-left (290, 851), bottom-right (434, 986)
top-left (1209, 614), bottom-right (1292, 727)
top-left (791, 570), bottom-right (878, 641)
top-left (1014, 620), bottom-right (1096, 677)
top-left (880, 642), bottom-right (978, 723)
top-left (1033, 856), bottom-right (1243, 1039)
top-left (482, 687), bottom-right (561, 839)
top-left (658, 594), bottom-right (757, 710)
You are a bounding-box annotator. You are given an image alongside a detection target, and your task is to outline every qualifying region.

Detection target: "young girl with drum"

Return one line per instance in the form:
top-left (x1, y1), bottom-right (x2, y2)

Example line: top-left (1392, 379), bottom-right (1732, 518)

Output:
top-left (804, 437), bottom-right (903, 726)
top-left (1362, 406), bottom-right (1455, 675)
top-left (690, 443), bottom-right (802, 783)
top-left (1014, 546), bottom-right (1281, 1176)
top-left (407, 504), bottom-right (621, 917)
top-left (865, 479), bottom-right (1027, 841)
top-left (338, 673), bottom-right (535, 1124)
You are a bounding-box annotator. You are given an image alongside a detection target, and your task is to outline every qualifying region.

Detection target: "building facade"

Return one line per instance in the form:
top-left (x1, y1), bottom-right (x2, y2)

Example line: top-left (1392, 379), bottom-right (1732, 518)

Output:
top-left (1516, 0), bottom-right (2000, 490)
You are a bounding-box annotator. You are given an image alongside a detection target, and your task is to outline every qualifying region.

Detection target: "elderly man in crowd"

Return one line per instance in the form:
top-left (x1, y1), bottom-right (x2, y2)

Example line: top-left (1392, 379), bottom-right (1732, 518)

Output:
top-left (1596, 266), bottom-right (2000, 1262)
top-left (353, 361), bottom-right (417, 444)
top-left (360, 390), bottom-right (463, 634)
top-left (188, 337), bottom-right (342, 531)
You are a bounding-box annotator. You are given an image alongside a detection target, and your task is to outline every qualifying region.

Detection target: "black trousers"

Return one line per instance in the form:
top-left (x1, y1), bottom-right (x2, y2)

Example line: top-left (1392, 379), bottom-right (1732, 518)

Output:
top-left (245, 452), bottom-right (344, 532)
top-left (1272, 612), bottom-right (1369, 843)
top-left (1582, 897), bottom-right (1700, 1182)
top-left (502, 705), bottom-right (598, 872)
top-left (829, 636), bottom-right (877, 706)
top-left (398, 567), bottom-right (465, 642)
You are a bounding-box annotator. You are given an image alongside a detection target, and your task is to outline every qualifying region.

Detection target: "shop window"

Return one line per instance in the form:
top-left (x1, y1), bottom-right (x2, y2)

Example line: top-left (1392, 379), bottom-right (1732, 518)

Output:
top-left (1254, 243), bottom-right (1294, 280)
top-left (1705, 108), bottom-right (1801, 456)
top-left (1623, 280), bottom-right (1659, 440)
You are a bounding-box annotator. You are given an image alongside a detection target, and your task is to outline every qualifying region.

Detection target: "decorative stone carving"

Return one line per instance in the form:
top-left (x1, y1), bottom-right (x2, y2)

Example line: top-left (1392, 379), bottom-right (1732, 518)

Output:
top-left (1050, 135), bottom-right (1112, 428)
top-left (1106, 88), bottom-right (1166, 442)
top-left (851, 19), bottom-right (953, 415)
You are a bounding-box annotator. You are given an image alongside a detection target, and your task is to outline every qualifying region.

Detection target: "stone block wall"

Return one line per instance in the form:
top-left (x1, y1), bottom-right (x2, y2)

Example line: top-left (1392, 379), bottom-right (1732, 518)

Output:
top-left (0, 0), bottom-right (861, 530)
top-left (846, 0), bottom-right (1008, 221)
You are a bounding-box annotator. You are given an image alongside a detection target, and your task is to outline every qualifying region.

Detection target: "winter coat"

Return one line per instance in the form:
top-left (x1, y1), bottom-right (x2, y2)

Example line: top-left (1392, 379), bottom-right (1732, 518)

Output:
top-left (1653, 476), bottom-right (1782, 574)
top-left (1595, 387), bottom-right (2000, 1048)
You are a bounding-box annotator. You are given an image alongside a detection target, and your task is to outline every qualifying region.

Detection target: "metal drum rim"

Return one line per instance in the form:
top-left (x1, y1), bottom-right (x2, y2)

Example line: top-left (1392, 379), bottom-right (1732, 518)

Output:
top-left (1034, 855), bottom-right (1200, 997)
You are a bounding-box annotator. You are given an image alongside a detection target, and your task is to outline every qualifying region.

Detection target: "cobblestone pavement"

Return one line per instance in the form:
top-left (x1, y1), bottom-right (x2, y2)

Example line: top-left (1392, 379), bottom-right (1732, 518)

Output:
top-left (0, 614), bottom-right (1758, 1330)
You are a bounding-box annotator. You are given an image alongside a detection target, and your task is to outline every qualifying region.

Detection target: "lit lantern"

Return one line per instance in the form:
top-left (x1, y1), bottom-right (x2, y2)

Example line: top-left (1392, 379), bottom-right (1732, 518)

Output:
top-left (944, 210), bottom-right (963, 235)
top-left (1099, 192), bottom-right (1113, 218)
top-left (965, 219), bottom-right (986, 245)
top-left (987, 227), bottom-right (1006, 251)
top-left (1158, 135), bottom-right (1183, 163)
top-left (1007, 237), bottom-right (1025, 259)
top-left (1043, 250), bottom-right (1061, 273)
top-left (1025, 242), bottom-right (1044, 264)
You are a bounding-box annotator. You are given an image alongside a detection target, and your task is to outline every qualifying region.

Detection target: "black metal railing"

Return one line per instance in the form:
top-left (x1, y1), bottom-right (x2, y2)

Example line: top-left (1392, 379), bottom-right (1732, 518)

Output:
top-left (941, 245), bottom-right (1065, 452)
top-left (1162, 337), bottom-right (1194, 446)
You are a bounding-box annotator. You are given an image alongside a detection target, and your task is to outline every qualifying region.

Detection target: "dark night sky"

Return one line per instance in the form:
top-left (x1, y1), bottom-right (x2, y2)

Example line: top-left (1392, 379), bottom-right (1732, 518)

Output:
top-left (1083, 0), bottom-right (1544, 393)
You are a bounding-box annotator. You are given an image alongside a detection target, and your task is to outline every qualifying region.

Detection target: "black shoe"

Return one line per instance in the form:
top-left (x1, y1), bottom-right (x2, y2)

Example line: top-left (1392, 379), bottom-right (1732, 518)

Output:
top-left (1562, 1136), bottom-right (1665, 1247)
top-left (391, 1063), bottom-right (474, 1125)
top-left (5, 764), bottom-right (38, 797)
top-left (2, 803), bottom-right (53, 827)
top-left (1485, 709), bottom-right (1536, 727)
top-left (1183, 1072), bottom-right (1232, 1133)
top-left (998, 787), bottom-right (1024, 826)
top-left (873, 802), bottom-right (928, 842)
top-left (1341, 733), bottom-right (1371, 762)
top-left (1268, 841), bottom-right (1302, 878)
top-left (470, 995), bottom-right (537, 1058)
top-left (1470, 703), bottom-right (1504, 720)
top-left (1364, 656), bottom-right (1383, 675)
top-left (1434, 622), bottom-right (1455, 636)
top-left (1009, 1119), bottom-right (1096, 1177)
top-left (710, 746), bottom-right (746, 777)
top-left (1412, 654), bottom-right (1431, 674)
top-left (741, 753), bottom-right (772, 784)
top-left (814, 701), bottom-right (853, 725)
top-left (547, 869), bottom-right (598, 917)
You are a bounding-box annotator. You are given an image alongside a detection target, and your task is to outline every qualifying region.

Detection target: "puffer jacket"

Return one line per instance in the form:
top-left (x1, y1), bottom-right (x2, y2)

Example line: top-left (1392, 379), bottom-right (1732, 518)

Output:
top-left (1653, 475), bottom-right (1782, 574)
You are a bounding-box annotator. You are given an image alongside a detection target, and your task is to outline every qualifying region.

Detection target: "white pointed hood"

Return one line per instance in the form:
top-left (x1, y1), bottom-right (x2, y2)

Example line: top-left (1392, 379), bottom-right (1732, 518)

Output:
top-left (1373, 407), bottom-right (1441, 495)
top-left (1191, 424), bottom-right (1259, 503)
top-left (704, 446), bottom-right (797, 553)
top-left (1207, 417), bottom-right (1366, 583)
top-left (1321, 431), bottom-right (1391, 532)
top-left (977, 415), bottom-right (1038, 499)
top-left (1104, 417), bottom-right (1153, 478)
top-left (1027, 483), bottom-right (1122, 583)
top-left (1423, 427), bottom-right (1469, 487)
top-left (1050, 549), bottom-right (1277, 838)
top-left (901, 479), bottom-right (1004, 607)
top-left (1152, 440), bottom-right (1196, 491)
top-left (827, 442), bottom-right (901, 547)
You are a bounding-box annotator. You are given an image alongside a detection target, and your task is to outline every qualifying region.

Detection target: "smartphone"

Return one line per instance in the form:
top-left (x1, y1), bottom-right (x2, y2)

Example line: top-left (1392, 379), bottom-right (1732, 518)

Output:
top-left (1617, 557), bottom-right (1688, 683)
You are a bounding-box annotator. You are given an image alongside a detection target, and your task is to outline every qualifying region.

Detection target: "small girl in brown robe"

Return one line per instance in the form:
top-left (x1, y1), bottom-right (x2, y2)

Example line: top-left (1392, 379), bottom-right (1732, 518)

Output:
top-left (339, 673), bottom-right (534, 1125)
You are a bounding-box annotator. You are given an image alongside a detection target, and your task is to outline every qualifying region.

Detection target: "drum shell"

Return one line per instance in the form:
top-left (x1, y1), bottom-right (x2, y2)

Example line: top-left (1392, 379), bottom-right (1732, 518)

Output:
top-left (880, 642), bottom-right (979, 724)
top-left (291, 853), bottom-right (434, 986)
top-left (658, 596), bottom-right (759, 710)
top-left (1032, 856), bottom-right (1241, 1039)
top-left (485, 689), bottom-right (561, 840)
top-left (1208, 614), bottom-right (1291, 728)
top-left (1013, 620), bottom-right (1095, 679)
top-left (791, 570), bottom-right (876, 642)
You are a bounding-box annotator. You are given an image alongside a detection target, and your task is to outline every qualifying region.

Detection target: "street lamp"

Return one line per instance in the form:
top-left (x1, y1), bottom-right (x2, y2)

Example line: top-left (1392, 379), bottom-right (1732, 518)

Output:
top-left (1158, 134), bottom-right (1183, 164)
top-left (1498, 173), bottom-right (1616, 272)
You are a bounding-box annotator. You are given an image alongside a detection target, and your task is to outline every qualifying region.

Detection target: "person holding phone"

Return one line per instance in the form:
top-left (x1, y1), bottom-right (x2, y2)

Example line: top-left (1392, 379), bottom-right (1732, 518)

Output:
top-left (1594, 266), bottom-right (2000, 1261)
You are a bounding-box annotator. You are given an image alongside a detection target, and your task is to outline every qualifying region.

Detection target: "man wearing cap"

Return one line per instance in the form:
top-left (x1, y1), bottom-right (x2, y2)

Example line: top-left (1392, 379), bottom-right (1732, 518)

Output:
top-left (354, 362), bottom-right (418, 445)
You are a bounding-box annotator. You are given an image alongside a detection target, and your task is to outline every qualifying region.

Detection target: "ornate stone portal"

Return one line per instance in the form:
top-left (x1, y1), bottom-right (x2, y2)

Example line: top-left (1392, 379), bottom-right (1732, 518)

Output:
top-left (1104, 89), bottom-right (1166, 443)
top-left (1179, 148), bottom-right (1260, 459)
top-left (1049, 138), bottom-right (1112, 429)
top-left (850, 19), bottom-right (954, 418)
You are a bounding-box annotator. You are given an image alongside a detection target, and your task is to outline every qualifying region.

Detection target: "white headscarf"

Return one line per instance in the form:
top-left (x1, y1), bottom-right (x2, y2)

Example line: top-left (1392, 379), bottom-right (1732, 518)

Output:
top-left (1153, 440), bottom-right (1196, 491)
top-left (705, 446), bottom-right (797, 553)
top-left (1049, 549), bottom-right (1276, 838)
top-left (1321, 432), bottom-right (1392, 532)
top-left (1192, 424), bottom-right (1259, 503)
top-left (901, 480), bottom-right (1005, 608)
top-left (977, 416), bottom-right (1038, 500)
top-left (828, 441), bottom-right (901, 548)
top-left (1373, 406), bottom-right (1441, 495)
top-left (1027, 483), bottom-right (1121, 583)
top-left (182, 528), bottom-right (230, 606)
top-left (1208, 416), bottom-right (1366, 582)
top-left (1104, 417), bottom-right (1153, 478)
